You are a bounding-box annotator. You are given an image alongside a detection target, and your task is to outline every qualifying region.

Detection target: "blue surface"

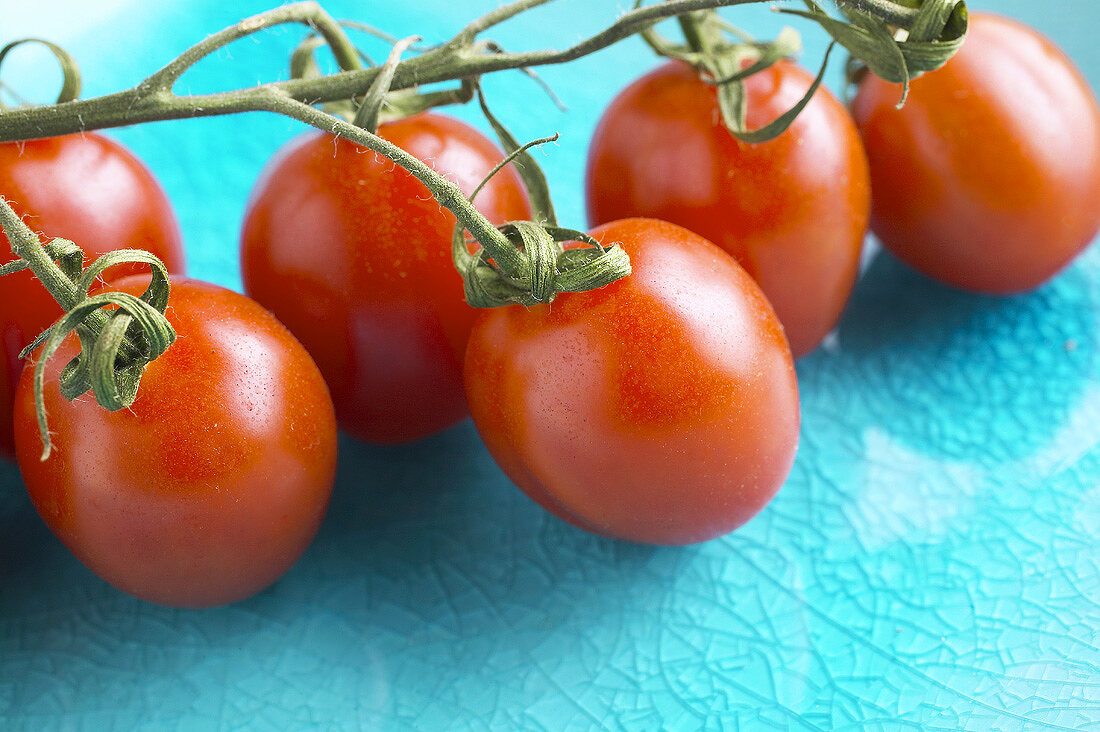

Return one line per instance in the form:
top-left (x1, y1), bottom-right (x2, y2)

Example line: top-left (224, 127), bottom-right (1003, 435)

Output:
top-left (3, 1), bottom-right (1100, 729)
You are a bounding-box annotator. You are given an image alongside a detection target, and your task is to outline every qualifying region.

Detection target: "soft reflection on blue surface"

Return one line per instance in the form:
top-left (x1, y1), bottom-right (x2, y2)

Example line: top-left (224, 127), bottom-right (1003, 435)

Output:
top-left (3, 0), bottom-right (1100, 729)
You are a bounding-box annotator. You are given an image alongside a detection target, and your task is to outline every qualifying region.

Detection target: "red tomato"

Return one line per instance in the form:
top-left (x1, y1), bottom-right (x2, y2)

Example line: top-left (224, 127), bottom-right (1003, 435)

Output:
top-left (851, 12), bottom-right (1100, 292)
top-left (0, 133), bottom-right (185, 459)
top-left (14, 277), bottom-right (337, 608)
top-left (241, 113), bottom-right (531, 445)
top-left (464, 218), bottom-right (800, 545)
top-left (586, 60), bottom-right (870, 358)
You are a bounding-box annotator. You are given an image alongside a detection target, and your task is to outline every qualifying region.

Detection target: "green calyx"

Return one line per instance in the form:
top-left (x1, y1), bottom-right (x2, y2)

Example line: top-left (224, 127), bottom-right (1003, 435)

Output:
top-left (456, 221), bottom-right (631, 308)
top-left (0, 0), bottom-right (974, 458)
top-left (641, 9), bottom-right (825, 142)
top-left (790, 0), bottom-right (967, 105)
top-left (0, 200), bottom-right (175, 460)
top-left (0, 0), bottom-right (970, 322)
top-left (451, 87), bottom-right (630, 308)
top-left (643, 0), bottom-right (967, 141)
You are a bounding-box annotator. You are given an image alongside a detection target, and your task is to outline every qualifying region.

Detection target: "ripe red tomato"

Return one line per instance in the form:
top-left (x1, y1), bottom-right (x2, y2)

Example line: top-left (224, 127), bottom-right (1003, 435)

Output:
top-left (586, 60), bottom-right (870, 358)
top-left (241, 112), bottom-right (531, 445)
top-left (851, 12), bottom-right (1100, 292)
top-left (14, 277), bottom-right (338, 608)
top-left (464, 218), bottom-right (800, 545)
top-left (0, 133), bottom-right (185, 459)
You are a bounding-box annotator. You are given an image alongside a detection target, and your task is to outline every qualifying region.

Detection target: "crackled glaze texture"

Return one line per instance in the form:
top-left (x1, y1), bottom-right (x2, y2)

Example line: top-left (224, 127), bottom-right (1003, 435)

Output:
top-left (3, 0), bottom-right (1100, 728)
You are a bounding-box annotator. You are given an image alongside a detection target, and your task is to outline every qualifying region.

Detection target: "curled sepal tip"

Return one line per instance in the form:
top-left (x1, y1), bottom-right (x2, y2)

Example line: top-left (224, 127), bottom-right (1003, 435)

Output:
top-left (353, 34), bottom-right (421, 133)
top-left (786, 0), bottom-right (968, 105)
top-left (0, 38), bottom-right (82, 107)
top-left (448, 127), bottom-right (625, 309)
top-left (473, 85), bottom-right (559, 226)
top-left (457, 221), bottom-right (630, 309)
top-left (0, 237), bottom-right (83, 281)
top-left (24, 248), bottom-right (175, 460)
top-left (641, 10), bottom-right (812, 143)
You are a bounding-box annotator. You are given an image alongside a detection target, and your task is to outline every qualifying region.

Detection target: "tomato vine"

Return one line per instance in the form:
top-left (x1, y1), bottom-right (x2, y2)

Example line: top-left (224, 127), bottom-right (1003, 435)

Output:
top-left (0, 0), bottom-right (968, 451)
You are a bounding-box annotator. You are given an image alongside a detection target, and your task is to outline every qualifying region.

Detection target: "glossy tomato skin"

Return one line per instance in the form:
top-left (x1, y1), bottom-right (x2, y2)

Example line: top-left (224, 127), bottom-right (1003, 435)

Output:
top-left (851, 13), bottom-right (1100, 292)
top-left (241, 113), bottom-right (531, 445)
top-left (464, 218), bottom-right (800, 545)
top-left (0, 133), bottom-right (185, 459)
top-left (14, 277), bottom-right (337, 608)
top-left (586, 61), bottom-right (870, 358)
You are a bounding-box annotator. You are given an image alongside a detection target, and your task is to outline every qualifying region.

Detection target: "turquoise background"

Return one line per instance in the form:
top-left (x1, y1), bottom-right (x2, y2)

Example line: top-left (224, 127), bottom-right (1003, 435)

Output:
top-left (3, 1), bottom-right (1100, 728)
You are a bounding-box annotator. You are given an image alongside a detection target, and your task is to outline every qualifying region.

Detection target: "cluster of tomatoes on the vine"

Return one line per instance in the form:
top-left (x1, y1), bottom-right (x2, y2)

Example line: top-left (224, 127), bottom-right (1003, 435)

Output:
top-left (1, 12), bottom-right (1097, 607)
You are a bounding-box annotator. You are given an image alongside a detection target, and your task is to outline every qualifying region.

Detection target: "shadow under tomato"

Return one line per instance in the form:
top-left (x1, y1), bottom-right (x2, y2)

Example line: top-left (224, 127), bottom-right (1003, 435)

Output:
top-left (312, 416), bottom-right (668, 594)
top-left (0, 420), bottom-right (670, 727)
top-left (798, 246), bottom-right (1099, 466)
top-left (304, 422), bottom-right (672, 622)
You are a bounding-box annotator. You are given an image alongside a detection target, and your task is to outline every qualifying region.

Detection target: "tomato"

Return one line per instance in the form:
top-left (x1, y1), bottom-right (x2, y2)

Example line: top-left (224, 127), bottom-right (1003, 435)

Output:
top-left (0, 133), bottom-right (185, 459)
top-left (464, 218), bottom-right (800, 545)
top-left (586, 60), bottom-right (870, 358)
top-left (851, 13), bottom-right (1100, 292)
top-left (241, 112), bottom-right (531, 445)
top-left (13, 277), bottom-right (337, 608)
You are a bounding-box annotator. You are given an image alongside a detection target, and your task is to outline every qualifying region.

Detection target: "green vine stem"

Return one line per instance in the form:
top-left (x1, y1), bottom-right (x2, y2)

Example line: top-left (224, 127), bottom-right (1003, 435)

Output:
top-left (0, 201), bottom-right (87, 311)
top-left (0, 0), bottom-right (965, 300)
top-left (0, 0), bottom-right (968, 452)
top-left (263, 93), bottom-right (530, 280)
top-left (352, 35), bottom-right (421, 132)
top-left (0, 0), bottom-right (965, 142)
top-left (0, 198), bottom-right (175, 459)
